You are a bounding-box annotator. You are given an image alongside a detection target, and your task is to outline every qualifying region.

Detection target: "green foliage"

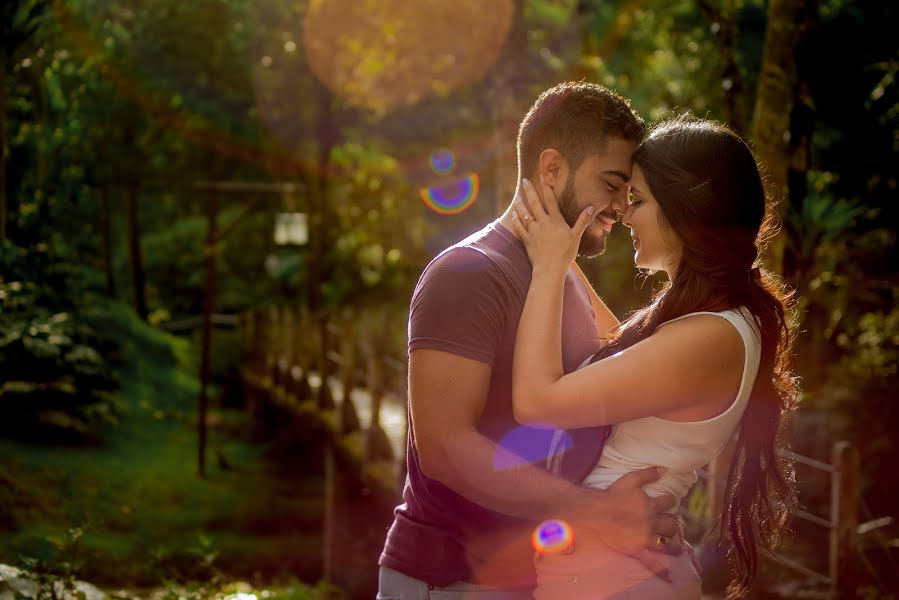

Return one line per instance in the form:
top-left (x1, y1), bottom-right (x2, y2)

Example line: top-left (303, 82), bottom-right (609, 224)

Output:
top-left (3, 559), bottom-right (345, 600)
top-left (1, 0), bottom-right (51, 59)
top-left (310, 139), bottom-right (420, 314)
top-left (0, 240), bottom-right (120, 440)
top-left (838, 308), bottom-right (899, 381)
top-left (16, 526), bottom-right (89, 600)
top-left (150, 579), bottom-right (345, 600)
top-left (0, 314), bottom-right (326, 587)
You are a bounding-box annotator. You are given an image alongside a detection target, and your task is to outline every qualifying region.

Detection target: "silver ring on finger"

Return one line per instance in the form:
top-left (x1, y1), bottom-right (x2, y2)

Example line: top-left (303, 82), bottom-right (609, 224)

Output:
top-left (522, 215), bottom-right (533, 229)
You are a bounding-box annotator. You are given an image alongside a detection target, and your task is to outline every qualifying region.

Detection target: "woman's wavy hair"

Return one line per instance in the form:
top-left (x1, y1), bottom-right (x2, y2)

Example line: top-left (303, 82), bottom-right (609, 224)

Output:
top-left (592, 115), bottom-right (800, 598)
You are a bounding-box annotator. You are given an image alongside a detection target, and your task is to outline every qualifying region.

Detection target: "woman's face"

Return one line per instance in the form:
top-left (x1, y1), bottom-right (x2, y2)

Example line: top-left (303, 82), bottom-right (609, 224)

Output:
top-left (622, 165), bottom-right (682, 276)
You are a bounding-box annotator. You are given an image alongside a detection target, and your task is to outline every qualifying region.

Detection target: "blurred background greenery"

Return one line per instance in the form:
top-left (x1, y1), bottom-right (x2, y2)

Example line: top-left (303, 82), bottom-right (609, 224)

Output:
top-left (1, 0), bottom-right (896, 598)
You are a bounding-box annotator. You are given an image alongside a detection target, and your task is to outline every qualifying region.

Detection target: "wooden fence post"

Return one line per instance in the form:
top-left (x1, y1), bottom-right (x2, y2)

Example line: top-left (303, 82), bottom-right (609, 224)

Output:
top-left (323, 442), bottom-right (336, 583)
top-left (338, 310), bottom-right (361, 434)
top-left (241, 311), bottom-right (257, 416)
top-left (830, 440), bottom-right (860, 598)
top-left (317, 312), bottom-right (335, 409)
top-left (291, 306), bottom-right (312, 403)
top-left (265, 305), bottom-right (278, 389)
top-left (274, 305), bottom-right (290, 395)
top-left (283, 306), bottom-right (295, 370)
top-left (363, 350), bottom-right (393, 470)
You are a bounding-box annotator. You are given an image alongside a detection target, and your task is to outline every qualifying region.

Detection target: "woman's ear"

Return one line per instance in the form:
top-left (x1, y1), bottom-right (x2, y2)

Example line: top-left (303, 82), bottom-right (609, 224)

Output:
top-left (538, 148), bottom-right (568, 189)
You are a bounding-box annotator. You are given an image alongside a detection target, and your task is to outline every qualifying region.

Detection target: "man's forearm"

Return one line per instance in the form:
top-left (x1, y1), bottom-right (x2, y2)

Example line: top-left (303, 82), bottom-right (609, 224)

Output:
top-left (431, 426), bottom-right (601, 524)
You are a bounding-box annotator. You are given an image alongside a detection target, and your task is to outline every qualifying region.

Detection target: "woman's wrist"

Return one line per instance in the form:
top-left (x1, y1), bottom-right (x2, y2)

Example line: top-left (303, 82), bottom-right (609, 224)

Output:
top-left (531, 262), bottom-right (569, 282)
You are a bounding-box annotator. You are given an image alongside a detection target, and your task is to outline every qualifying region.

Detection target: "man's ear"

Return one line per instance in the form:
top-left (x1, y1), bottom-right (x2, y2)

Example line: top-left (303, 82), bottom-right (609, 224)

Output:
top-left (538, 149), bottom-right (568, 189)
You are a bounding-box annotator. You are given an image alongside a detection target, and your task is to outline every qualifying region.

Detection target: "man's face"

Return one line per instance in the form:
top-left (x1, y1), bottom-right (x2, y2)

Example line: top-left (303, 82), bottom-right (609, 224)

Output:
top-left (556, 137), bottom-right (637, 258)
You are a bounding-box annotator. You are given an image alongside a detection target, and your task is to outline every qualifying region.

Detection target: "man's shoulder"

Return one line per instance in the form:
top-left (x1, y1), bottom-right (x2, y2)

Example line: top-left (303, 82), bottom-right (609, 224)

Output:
top-left (423, 223), bottom-right (522, 282)
top-left (408, 226), bottom-right (516, 361)
top-left (415, 246), bottom-right (503, 303)
top-left (427, 245), bottom-right (495, 274)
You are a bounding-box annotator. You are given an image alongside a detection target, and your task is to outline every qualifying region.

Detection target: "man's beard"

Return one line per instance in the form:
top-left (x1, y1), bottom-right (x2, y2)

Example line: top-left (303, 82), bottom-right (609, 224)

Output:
top-left (557, 174), bottom-right (609, 258)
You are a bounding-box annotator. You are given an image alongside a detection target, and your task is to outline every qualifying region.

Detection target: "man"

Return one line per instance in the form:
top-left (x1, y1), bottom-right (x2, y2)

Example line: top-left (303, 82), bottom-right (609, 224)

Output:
top-left (379, 82), bottom-right (684, 598)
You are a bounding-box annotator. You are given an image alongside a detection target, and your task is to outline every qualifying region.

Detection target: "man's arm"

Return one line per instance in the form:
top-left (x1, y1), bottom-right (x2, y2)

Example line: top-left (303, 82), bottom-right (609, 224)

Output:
top-left (410, 348), bottom-right (677, 566)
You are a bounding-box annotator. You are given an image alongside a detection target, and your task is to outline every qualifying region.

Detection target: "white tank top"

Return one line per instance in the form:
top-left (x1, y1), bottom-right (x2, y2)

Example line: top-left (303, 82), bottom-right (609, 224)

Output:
top-left (576, 306), bottom-right (762, 506)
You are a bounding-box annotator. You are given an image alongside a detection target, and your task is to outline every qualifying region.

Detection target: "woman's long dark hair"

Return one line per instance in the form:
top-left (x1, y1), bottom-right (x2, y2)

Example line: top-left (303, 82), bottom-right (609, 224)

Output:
top-left (593, 115), bottom-right (799, 598)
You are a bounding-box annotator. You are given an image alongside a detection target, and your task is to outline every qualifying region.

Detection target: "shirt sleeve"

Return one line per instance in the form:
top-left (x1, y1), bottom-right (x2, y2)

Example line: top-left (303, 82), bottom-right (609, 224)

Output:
top-left (408, 247), bottom-right (507, 365)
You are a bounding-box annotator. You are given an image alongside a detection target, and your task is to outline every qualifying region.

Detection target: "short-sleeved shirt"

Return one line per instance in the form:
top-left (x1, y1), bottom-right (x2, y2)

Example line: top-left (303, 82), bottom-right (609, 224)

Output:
top-left (379, 221), bottom-right (610, 588)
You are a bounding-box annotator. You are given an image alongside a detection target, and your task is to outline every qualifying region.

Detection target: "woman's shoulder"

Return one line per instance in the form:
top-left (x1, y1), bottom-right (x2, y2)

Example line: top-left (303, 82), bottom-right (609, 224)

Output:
top-left (657, 306), bottom-right (747, 327)
top-left (648, 311), bottom-right (745, 367)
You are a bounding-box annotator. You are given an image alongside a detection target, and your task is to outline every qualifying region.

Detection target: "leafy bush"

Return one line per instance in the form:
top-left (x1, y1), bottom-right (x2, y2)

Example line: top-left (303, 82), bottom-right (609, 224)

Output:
top-left (0, 240), bottom-right (121, 441)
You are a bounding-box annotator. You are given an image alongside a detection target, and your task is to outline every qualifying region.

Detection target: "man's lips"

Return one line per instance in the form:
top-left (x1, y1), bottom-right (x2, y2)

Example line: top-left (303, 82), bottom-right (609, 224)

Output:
top-left (594, 213), bottom-right (617, 233)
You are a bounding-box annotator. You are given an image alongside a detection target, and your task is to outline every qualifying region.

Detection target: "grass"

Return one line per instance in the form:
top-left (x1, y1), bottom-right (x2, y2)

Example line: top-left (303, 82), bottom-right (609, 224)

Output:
top-left (0, 303), bottom-right (327, 590)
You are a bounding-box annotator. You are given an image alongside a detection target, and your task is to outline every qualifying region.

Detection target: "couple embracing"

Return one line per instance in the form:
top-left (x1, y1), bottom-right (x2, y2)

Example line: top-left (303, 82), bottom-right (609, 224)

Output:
top-left (378, 82), bottom-right (798, 600)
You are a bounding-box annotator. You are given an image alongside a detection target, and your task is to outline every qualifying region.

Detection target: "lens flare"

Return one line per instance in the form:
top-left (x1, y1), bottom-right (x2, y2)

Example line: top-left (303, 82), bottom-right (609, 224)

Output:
top-left (303, 0), bottom-right (514, 113)
top-left (533, 519), bottom-right (574, 555)
top-left (492, 427), bottom-right (574, 470)
top-left (430, 148), bottom-right (455, 174)
top-left (420, 174), bottom-right (479, 215)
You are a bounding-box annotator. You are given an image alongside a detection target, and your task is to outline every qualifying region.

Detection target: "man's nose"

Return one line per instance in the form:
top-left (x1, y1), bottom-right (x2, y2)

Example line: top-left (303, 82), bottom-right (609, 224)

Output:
top-left (611, 190), bottom-right (628, 215)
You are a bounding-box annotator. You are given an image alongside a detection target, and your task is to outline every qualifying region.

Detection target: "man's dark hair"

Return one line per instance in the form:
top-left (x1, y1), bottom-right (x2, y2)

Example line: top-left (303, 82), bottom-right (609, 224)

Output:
top-left (517, 82), bottom-right (645, 181)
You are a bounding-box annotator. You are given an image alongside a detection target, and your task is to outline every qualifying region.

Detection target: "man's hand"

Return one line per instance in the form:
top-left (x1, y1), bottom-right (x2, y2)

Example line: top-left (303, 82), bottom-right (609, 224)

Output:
top-left (590, 467), bottom-right (681, 581)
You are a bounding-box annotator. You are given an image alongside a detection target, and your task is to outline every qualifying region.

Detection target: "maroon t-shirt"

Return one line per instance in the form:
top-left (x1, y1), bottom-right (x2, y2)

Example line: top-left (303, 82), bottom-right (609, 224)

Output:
top-left (379, 222), bottom-right (610, 588)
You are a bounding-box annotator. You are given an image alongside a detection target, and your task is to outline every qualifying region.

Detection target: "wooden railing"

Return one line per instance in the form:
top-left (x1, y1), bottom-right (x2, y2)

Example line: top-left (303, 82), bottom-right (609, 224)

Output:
top-left (238, 304), bottom-right (409, 592)
top-left (694, 440), bottom-right (893, 598)
top-left (238, 305), bottom-right (407, 469)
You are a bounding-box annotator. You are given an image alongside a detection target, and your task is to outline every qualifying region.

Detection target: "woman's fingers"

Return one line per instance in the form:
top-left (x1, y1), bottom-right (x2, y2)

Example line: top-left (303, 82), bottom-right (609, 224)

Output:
top-left (537, 174), bottom-right (563, 218)
top-left (512, 194), bottom-right (534, 228)
top-left (574, 205), bottom-right (594, 239)
top-left (520, 178), bottom-right (547, 220)
top-left (510, 209), bottom-right (528, 239)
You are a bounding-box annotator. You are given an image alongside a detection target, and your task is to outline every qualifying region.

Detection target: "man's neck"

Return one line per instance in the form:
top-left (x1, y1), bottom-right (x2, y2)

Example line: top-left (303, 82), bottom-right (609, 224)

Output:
top-left (496, 202), bottom-right (522, 240)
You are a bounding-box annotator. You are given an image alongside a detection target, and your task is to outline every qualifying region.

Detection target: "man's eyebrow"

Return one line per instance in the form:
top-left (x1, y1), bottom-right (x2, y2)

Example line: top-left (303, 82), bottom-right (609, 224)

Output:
top-left (601, 170), bottom-right (630, 183)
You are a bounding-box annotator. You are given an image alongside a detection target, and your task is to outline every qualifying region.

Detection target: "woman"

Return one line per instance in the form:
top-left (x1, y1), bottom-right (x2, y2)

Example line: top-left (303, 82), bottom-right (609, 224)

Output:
top-left (510, 116), bottom-right (798, 599)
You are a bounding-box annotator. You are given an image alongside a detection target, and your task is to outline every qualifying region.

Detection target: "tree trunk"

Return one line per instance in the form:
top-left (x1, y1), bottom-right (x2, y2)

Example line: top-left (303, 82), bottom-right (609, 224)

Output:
top-left (782, 0), bottom-right (819, 289)
top-left (312, 82), bottom-right (337, 409)
top-left (750, 0), bottom-right (816, 270)
top-left (126, 183), bottom-right (149, 320)
top-left (197, 191), bottom-right (218, 478)
top-left (1, 56), bottom-right (8, 243)
top-left (698, 0), bottom-right (748, 136)
top-left (783, 78), bottom-right (816, 287)
top-left (100, 186), bottom-right (115, 296)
